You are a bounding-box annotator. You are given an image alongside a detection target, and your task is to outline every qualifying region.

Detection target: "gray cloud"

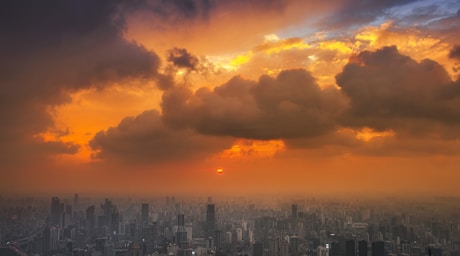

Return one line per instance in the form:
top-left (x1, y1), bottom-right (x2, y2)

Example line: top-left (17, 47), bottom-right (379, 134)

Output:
top-left (162, 69), bottom-right (347, 140)
top-left (336, 46), bottom-right (460, 136)
top-left (449, 45), bottom-right (460, 60)
top-left (89, 110), bottom-right (232, 164)
top-left (0, 0), bottom-right (161, 163)
top-left (167, 48), bottom-right (200, 70)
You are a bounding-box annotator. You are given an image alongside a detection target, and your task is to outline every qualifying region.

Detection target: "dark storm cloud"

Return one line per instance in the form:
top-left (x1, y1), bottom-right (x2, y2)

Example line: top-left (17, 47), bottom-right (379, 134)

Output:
top-left (89, 110), bottom-right (232, 163)
top-left (143, 0), bottom-right (214, 21)
top-left (0, 0), bottom-right (161, 163)
top-left (162, 69), bottom-right (347, 140)
top-left (449, 45), bottom-right (460, 60)
top-left (167, 48), bottom-right (200, 70)
top-left (336, 46), bottom-right (460, 136)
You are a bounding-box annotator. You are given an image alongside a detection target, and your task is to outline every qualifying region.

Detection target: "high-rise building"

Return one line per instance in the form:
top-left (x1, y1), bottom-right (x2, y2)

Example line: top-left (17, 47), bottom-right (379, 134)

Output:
top-left (268, 236), bottom-right (279, 256)
top-left (280, 240), bottom-right (289, 256)
top-left (345, 239), bottom-right (356, 256)
top-left (73, 193), bottom-right (78, 210)
top-left (86, 205), bottom-right (96, 237)
top-left (254, 241), bottom-right (264, 256)
top-left (111, 207), bottom-right (120, 238)
top-left (292, 204), bottom-right (298, 219)
top-left (330, 241), bottom-right (341, 256)
top-left (42, 225), bottom-right (59, 256)
top-left (215, 229), bottom-right (223, 249)
top-left (290, 235), bottom-right (299, 253)
top-left (141, 203), bottom-right (149, 225)
top-left (358, 240), bottom-right (367, 256)
top-left (176, 214), bottom-right (187, 246)
top-left (50, 197), bottom-right (63, 227)
top-left (101, 198), bottom-right (114, 229)
top-left (206, 203), bottom-right (215, 238)
top-left (372, 241), bottom-right (385, 256)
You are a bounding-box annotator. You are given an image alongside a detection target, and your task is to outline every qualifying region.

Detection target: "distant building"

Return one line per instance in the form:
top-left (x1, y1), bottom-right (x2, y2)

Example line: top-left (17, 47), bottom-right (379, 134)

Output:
top-left (345, 239), bottom-right (356, 256)
top-left (50, 197), bottom-right (63, 227)
top-left (372, 241), bottom-right (385, 256)
top-left (177, 214), bottom-right (188, 246)
top-left (330, 241), bottom-right (341, 256)
top-left (358, 240), bottom-right (367, 256)
top-left (254, 241), bottom-right (264, 256)
top-left (268, 236), bottom-right (279, 256)
top-left (280, 240), bottom-right (289, 256)
top-left (86, 205), bottom-right (96, 237)
top-left (206, 202), bottom-right (216, 238)
top-left (141, 203), bottom-right (149, 225)
top-left (292, 204), bottom-right (298, 219)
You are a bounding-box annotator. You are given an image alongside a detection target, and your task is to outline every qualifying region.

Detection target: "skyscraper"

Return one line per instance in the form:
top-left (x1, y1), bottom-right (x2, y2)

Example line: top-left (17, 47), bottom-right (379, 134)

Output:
top-left (358, 240), bottom-right (367, 256)
top-left (372, 241), bottom-right (385, 256)
top-left (176, 214), bottom-right (187, 246)
top-left (253, 241), bottom-right (264, 256)
top-left (291, 204), bottom-right (298, 219)
top-left (141, 203), bottom-right (149, 225)
top-left (345, 239), bottom-right (356, 256)
top-left (50, 197), bottom-right (63, 227)
top-left (86, 205), bottom-right (96, 237)
top-left (206, 203), bottom-right (215, 238)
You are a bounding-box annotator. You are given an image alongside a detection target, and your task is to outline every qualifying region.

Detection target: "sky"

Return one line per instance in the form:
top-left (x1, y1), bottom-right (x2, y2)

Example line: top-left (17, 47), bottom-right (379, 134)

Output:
top-left (1, 0), bottom-right (460, 197)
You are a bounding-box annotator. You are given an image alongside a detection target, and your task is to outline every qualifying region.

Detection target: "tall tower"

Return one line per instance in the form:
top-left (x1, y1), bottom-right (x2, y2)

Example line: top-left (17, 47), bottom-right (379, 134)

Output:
top-left (372, 241), bottom-right (385, 256)
top-left (358, 240), bottom-right (367, 256)
top-left (50, 197), bottom-right (63, 227)
top-left (345, 239), bottom-right (356, 256)
top-left (206, 202), bottom-right (216, 238)
top-left (86, 205), bottom-right (96, 237)
top-left (291, 204), bottom-right (298, 219)
top-left (141, 203), bottom-right (149, 225)
top-left (176, 214), bottom-right (187, 246)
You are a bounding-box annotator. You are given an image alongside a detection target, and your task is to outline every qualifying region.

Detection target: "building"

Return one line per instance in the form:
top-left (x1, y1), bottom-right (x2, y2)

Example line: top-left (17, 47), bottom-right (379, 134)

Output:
top-left (50, 197), bottom-right (63, 227)
top-left (206, 203), bottom-right (215, 238)
top-left (358, 240), bottom-right (367, 256)
top-left (268, 236), bottom-right (279, 256)
top-left (280, 240), bottom-right (289, 256)
top-left (141, 203), bottom-right (149, 225)
top-left (177, 214), bottom-right (188, 246)
top-left (345, 239), bottom-right (356, 256)
top-left (86, 205), bottom-right (96, 238)
top-left (253, 241), bottom-right (264, 256)
top-left (330, 241), bottom-right (341, 256)
top-left (372, 241), bottom-right (385, 256)
top-left (292, 204), bottom-right (298, 219)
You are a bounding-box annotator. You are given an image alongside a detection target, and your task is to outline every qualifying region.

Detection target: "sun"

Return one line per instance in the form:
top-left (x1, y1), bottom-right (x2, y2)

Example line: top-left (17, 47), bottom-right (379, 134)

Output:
top-left (216, 168), bottom-right (223, 174)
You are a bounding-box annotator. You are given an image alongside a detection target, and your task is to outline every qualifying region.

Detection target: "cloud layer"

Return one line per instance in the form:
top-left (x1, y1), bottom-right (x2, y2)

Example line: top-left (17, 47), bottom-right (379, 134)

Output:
top-left (90, 46), bottom-right (460, 162)
top-left (336, 46), bottom-right (460, 136)
top-left (162, 69), bottom-right (346, 140)
top-left (0, 1), bottom-right (161, 164)
top-left (89, 110), bottom-right (232, 163)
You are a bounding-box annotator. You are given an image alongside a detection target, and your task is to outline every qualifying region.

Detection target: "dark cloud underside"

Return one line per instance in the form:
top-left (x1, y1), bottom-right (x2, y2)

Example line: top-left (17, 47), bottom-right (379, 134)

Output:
top-left (0, 0), bottom-right (160, 163)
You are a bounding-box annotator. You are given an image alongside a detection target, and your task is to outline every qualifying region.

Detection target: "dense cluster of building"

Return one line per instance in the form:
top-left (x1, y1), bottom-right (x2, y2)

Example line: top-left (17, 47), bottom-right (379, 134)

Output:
top-left (0, 195), bottom-right (459, 256)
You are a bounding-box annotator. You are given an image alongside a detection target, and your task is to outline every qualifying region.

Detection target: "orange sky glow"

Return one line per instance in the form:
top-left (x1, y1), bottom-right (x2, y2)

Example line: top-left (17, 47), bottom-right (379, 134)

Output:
top-left (1, 0), bottom-right (460, 197)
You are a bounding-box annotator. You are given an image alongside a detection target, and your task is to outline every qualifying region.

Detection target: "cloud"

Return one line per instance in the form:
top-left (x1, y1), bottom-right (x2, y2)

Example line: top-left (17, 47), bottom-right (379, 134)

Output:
top-left (162, 69), bottom-right (347, 140)
top-left (168, 48), bottom-right (200, 70)
top-left (318, 0), bottom-right (418, 29)
top-left (89, 110), bottom-right (232, 164)
top-left (0, 1), bottom-right (161, 164)
top-left (336, 46), bottom-right (460, 136)
top-left (449, 45), bottom-right (460, 60)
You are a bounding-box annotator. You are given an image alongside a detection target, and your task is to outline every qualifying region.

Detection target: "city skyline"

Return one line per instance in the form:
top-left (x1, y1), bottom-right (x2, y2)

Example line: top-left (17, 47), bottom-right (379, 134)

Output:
top-left (1, 0), bottom-right (460, 196)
